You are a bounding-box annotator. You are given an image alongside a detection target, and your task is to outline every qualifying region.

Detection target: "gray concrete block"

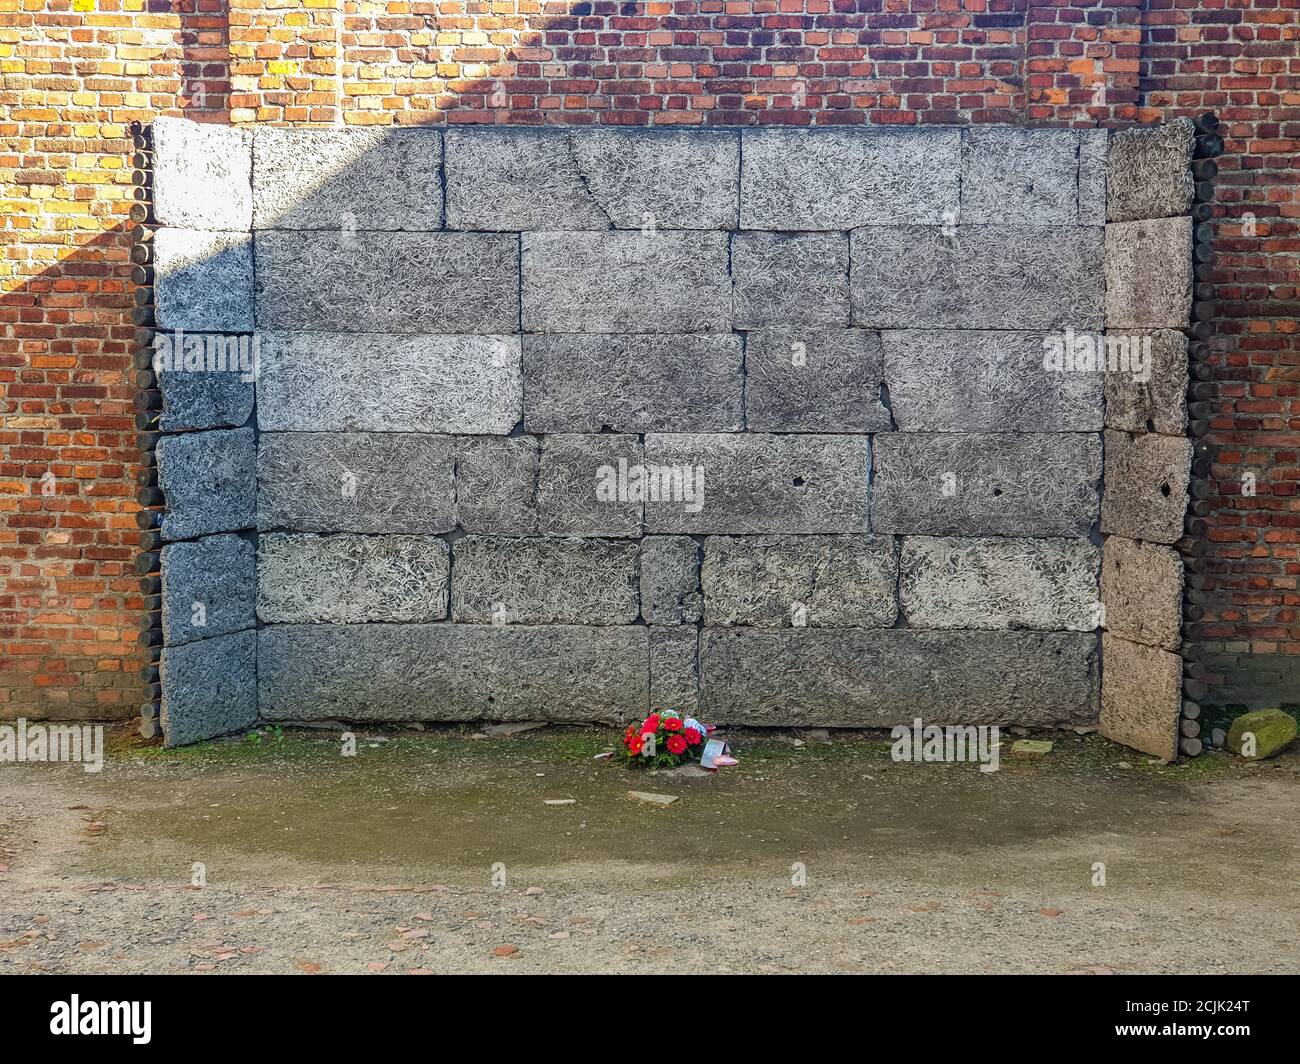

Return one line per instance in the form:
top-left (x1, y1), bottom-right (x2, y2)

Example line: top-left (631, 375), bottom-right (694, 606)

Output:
top-left (640, 535), bottom-right (702, 624)
top-left (702, 534), bottom-right (897, 628)
top-left (1078, 128), bottom-right (1109, 225)
top-left (258, 624), bottom-right (649, 723)
top-left (521, 231), bottom-right (732, 333)
top-left (745, 328), bottom-right (891, 433)
top-left (152, 116), bottom-right (252, 232)
top-left (522, 333), bottom-right (743, 433)
top-left (455, 436), bottom-right (539, 536)
top-left (1101, 536), bottom-right (1182, 651)
top-left (1105, 216), bottom-right (1193, 329)
top-left (1103, 329), bottom-right (1189, 435)
top-left (537, 434), bottom-right (643, 537)
top-left (450, 536), bottom-right (639, 624)
top-left (883, 329), bottom-right (1104, 432)
top-left (446, 128), bottom-right (739, 230)
top-left (650, 627), bottom-right (699, 715)
top-left (700, 629), bottom-right (1098, 727)
top-left (732, 232), bottom-right (849, 328)
top-left (255, 231), bottom-right (519, 334)
top-left (157, 428), bottom-right (256, 541)
top-left (643, 433), bottom-right (870, 534)
top-left (161, 630), bottom-right (257, 747)
top-left (899, 536), bottom-right (1101, 631)
top-left (258, 432), bottom-right (456, 534)
top-left (1100, 633), bottom-right (1180, 760)
top-left (258, 533), bottom-right (449, 624)
top-left (961, 127), bottom-right (1083, 225)
top-left (851, 225), bottom-right (1105, 330)
top-left (256, 332), bottom-right (521, 433)
top-left (154, 228), bottom-right (254, 333)
top-left (153, 335), bottom-right (255, 430)
top-left (1107, 118), bottom-right (1195, 222)
top-left (253, 127), bottom-right (442, 231)
top-left (160, 533), bottom-right (256, 646)
top-left (1100, 429), bottom-right (1191, 545)
top-left (740, 127), bottom-right (960, 229)
top-left (872, 433), bottom-right (1102, 537)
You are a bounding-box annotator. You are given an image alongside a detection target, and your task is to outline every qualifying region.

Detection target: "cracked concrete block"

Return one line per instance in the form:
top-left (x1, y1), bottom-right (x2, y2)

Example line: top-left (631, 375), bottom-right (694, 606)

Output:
top-left (445, 128), bottom-right (739, 230)
top-left (258, 533), bottom-right (449, 624)
top-left (154, 228), bottom-right (254, 333)
top-left (1103, 329), bottom-right (1189, 435)
top-left (161, 630), bottom-right (257, 747)
top-left (851, 225), bottom-right (1105, 330)
top-left (643, 433), bottom-right (870, 534)
top-left (522, 333), bottom-right (743, 433)
top-left (258, 432), bottom-right (455, 534)
top-left (740, 127), bottom-right (960, 229)
top-left (700, 629), bottom-right (1098, 727)
top-left (456, 436), bottom-right (538, 536)
top-left (961, 127), bottom-right (1083, 225)
top-left (154, 336), bottom-right (255, 430)
top-left (152, 117), bottom-right (252, 232)
top-left (702, 534), bottom-right (897, 628)
top-left (1078, 128), bottom-right (1109, 225)
top-left (1100, 429), bottom-right (1192, 545)
top-left (1101, 536), bottom-right (1183, 650)
top-left (253, 127), bottom-right (442, 231)
top-left (651, 627), bottom-right (699, 715)
top-left (872, 433), bottom-right (1102, 537)
top-left (745, 328), bottom-right (891, 433)
top-left (256, 332), bottom-right (521, 433)
top-left (537, 434), bottom-right (643, 537)
top-left (160, 533), bottom-right (256, 646)
top-left (157, 428), bottom-right (256, 541)
top-left (451, 536), bottom-right (639, 624)
top-left (883, 330), bottom-right (1104, 432)
top-left (255, 231), bottom-right (518, 334)
top-left (640, 535), bottom-right (702, 624)
top-left (1107, 118), bottom-right (1195, 222)
top-left (898, 536), bottom-right (1101, 631)
top-left (732, 231), bottom-right (849, 328)
top-left (258, 624), bottom-right (649, 723)
top-left (1100, 633), bottom-right (1180, 760)
top-left (521, 231), bottom-right (732, 333)
top-left (1105, 216), bottom-right (1193, 329)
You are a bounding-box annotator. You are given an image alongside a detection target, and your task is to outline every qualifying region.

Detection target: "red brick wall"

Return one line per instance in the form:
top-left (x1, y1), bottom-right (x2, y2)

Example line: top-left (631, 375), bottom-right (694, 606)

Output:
top-left (2, 0), bottom-right (1295, 720)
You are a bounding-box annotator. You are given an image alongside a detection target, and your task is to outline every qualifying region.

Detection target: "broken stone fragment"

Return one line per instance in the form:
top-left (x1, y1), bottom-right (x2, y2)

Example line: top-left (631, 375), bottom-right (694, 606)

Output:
top-left (1226, 709), bottom-right (1297, 760)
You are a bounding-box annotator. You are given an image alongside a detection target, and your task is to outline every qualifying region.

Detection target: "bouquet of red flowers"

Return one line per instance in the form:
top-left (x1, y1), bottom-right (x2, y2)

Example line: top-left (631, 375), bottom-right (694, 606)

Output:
top-left (622, 709), bottom-right (707, 768)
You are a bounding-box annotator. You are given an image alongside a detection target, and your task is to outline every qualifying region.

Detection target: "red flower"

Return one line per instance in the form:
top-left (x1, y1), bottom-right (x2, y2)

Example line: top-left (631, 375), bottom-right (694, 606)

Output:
top-left (666, 734), bottom-right (687, 755)
top-left (643, 714), bottom-right (660, 733)
top-left (628, 736), bottom-right (644, 755)
top-left (663, 717), bottom-right (683, 732)
top-left (683, 727), bottom-right (702, 746)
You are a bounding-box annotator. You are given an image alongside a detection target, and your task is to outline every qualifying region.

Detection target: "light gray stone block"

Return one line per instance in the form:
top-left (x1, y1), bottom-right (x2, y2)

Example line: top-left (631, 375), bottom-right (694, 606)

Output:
top-left (451, 536), bottom-right (639, 624)
top-left (1100, 429), bottom-right (1191, 545)
top-left (1107, 118), bottom-right (1195, 222)
top-left (899, 536), bottom-right (1101, 631)
top-left (961, 127), bottom-right (1083, 225)
top-left (1100, 633), bottom-right (1180, 760)
top-left (160, 533), bottom-right (256, 646)
top-left (732, 232), bottom-right (849, 328)
top-left (1078, 128), bottom-right (1109, 225)
top-left (161, 630), bottom-right (257, 747)
top-left (640, 535), bottom-right (702, 624)
top-left (1103, 329), bottom-right (1189, 435)
top-left (257, 533), bottom-right (449, 624)
top-left (1105, 216), bottom-right (1193, 329)
top-left (1101, 536), bottom-right (1182, 650)
top-left (521, 231), bottom-right (732, 333)
top-left (643, 433), bottom-right (870, 534)
top-left (745, 328), bottom-right (891, 433)
top-left (152, 117), bottom-right (252, 232)
top-left (883, 329), bottom-right (1104, 432)
top-left (255, 231), bottom-right (518, 334)
top-left (740, 127), bottom-right (960, 229)
top-left (252, 127), bottom-right (442, 231)
top-left (700, 629), bottom-right (1099, 726)
top-left (258, 624), bottom-right (649, 723)
top-left (456, 436), bottom-right (539, 536)
top-left (650, 627), bottom-right (699, 715)
top-left (522, 334), bottom-right (743, 433)
top-left (872, 433), bottom-right (1102, 537)
top-left (157, 428), bottom-right (256, 541)
top-left (702, 534), bottom-right (897, 628)
top-left (154, 334), bottom-right (255, 430)
top-left (851, 225), bottom-right (1105, 330)
top-left (154, 228), bottom-right (254, 333)
top-left (256, 332), bottom-right (521, 433)
top-left (258, 432), bottom-right (456, 534)
top-left (537, 434), bottom-right (643, 537)
top-left (445, 128), bottom-right (739, 230)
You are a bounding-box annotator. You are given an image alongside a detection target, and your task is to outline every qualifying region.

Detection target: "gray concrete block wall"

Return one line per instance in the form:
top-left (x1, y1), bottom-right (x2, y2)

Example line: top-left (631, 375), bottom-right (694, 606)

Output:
top-left (146, 117), bottom-right (1193, 749)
